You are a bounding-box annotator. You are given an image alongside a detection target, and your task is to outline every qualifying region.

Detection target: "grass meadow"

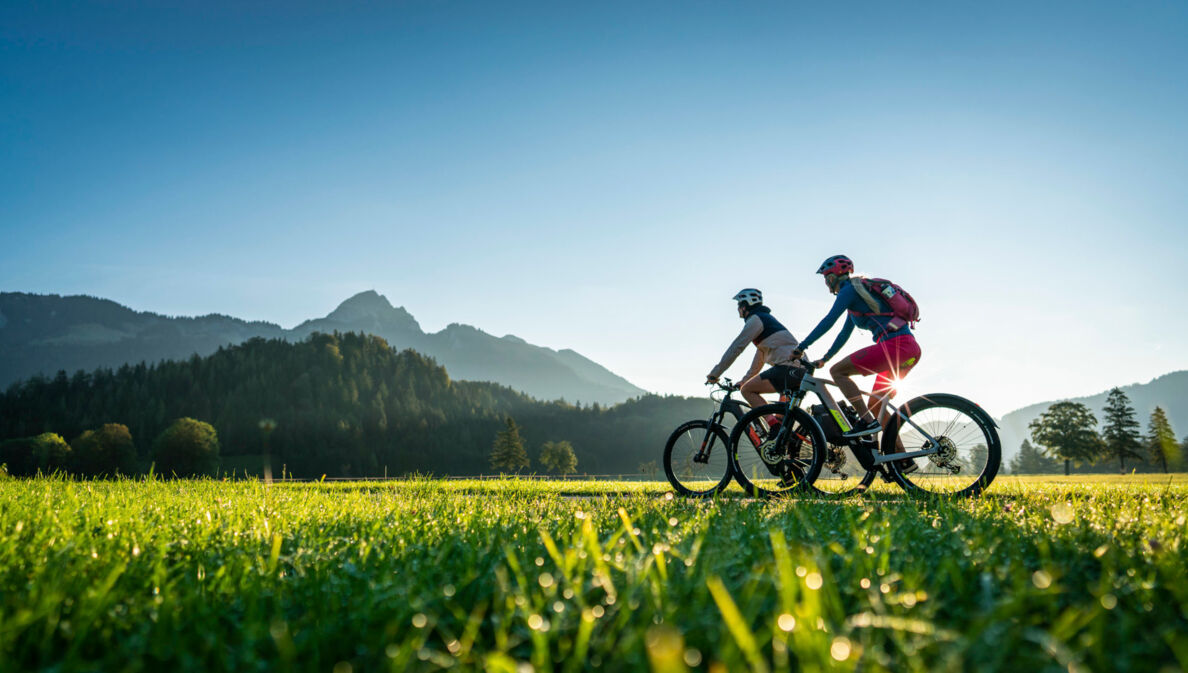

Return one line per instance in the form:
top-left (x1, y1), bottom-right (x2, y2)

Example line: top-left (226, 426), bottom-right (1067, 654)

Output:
top-left (1, 475), bottom-right (1185, 672)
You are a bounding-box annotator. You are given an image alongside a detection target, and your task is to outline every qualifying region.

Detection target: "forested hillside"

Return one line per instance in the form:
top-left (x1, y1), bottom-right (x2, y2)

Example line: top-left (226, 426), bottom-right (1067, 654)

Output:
top-left (0, 332), bottom-right (705, 477)
top-left (998, 370), bottom-right (1188, 464)
top-left (0, 291), bottom-right (647, 404)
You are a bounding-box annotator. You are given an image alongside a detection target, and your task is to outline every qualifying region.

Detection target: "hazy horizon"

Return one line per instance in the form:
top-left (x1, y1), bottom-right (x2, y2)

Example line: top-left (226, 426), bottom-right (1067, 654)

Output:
top-left (3, 1), bottom-right (1187, 417)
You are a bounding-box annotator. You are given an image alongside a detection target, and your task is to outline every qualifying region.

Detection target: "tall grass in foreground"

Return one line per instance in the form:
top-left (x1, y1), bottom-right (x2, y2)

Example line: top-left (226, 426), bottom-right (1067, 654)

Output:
top-left (0, 477), bottom-right (1185, 672)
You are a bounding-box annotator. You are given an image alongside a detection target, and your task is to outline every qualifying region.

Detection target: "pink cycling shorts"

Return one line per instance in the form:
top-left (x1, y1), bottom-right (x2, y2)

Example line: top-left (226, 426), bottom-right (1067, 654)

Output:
top-left (849, 334), bottom-right (921, 394)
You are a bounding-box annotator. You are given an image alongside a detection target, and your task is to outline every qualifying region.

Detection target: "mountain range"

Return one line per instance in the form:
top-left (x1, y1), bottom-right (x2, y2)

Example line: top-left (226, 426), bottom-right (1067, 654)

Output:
top-left (0, 291), bottom-right (647, 405)
top-left (4, 290), bottom-right (1185, 462)
top-left (997, 370), bottom-right (1188, 462)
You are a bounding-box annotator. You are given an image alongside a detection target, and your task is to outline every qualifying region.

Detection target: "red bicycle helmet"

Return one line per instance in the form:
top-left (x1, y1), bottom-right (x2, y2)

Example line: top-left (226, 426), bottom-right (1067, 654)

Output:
top-left (816, 255), bottom-right (854, 276)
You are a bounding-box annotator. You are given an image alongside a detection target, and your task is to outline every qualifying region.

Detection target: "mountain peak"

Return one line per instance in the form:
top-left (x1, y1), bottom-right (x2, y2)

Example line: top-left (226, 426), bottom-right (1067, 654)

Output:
top-left (321, 291), bottom-right (422, 334)
top-left (332, 290), bottom-right (391, 313)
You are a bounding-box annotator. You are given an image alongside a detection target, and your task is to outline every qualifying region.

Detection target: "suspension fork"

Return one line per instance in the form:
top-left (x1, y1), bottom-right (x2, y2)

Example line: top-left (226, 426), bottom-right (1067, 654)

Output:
top-left (757, 393), bottom-right (810, 449)
top-left (694, 406), bottom-right (729, 463)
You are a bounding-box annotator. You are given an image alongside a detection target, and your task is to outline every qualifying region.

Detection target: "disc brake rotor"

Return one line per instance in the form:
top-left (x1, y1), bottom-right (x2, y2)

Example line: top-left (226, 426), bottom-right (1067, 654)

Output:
top-left (927, 436), bottom-right (960, 471)
top-left (757, 439), bottom-right (784, 465)
top-left (759, 430), bottom-right (806, 466)
top-left (825, 444), bottom-right (848, 473)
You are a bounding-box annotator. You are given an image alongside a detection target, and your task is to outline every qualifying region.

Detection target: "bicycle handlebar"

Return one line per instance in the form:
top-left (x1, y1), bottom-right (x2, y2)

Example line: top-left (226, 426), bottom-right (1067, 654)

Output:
top-left (706, 377), bottom-right (738, 392)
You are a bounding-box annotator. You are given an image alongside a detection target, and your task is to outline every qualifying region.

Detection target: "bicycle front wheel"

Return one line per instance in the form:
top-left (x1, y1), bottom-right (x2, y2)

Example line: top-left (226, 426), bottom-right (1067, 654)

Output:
top-left (729, 404), bottom-right (825, 498)
top-left (663, 420), bottom-right (733, 497)
top-left (881, 393), bottom-right (1001, 497)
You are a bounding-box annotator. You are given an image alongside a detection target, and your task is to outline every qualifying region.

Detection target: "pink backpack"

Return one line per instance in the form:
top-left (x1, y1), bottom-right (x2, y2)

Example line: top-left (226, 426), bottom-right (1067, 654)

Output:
top-left (850, 277), bottom-right (920, 331)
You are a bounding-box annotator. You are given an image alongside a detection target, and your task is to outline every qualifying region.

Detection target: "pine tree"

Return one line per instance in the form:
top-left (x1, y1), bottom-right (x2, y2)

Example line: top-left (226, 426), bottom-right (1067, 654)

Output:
top-left (489, 417), bottom-right (529, 473)
top-left (539, 440), bottom-right (578, 475)
top-left (1145, 407), bottom-right (1178, 473)
top-left (1101, 388), bottom-right (1144, 473)
top-left (1007, 439), bottom-right (1059, 474)
top-left (1029, 401), bottom-right (1104, 475)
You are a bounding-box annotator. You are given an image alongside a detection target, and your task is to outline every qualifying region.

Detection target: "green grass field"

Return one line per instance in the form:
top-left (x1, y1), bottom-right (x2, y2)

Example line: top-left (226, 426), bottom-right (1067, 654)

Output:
top-left (2, 475), bottom-right (1185, 672)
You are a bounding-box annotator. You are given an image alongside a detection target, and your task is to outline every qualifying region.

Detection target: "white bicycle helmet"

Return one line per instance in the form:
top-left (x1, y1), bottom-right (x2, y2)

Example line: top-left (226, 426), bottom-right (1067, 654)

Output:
top-left (732, 288), bottom-right (763, 307)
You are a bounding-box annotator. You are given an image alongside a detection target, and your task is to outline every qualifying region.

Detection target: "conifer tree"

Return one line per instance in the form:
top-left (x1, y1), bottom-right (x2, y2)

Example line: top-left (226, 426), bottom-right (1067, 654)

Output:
top-left (489, 417), bottom-right (529, 473)
top-left (1145, 407), bottom-right (1178, 473)
top-left (1029, 401), bottom-right (1104, 475)
top-left (1007, 439), bottom-right (1058, 474)
top-left (1101, 388), bottom-right (1144, 473)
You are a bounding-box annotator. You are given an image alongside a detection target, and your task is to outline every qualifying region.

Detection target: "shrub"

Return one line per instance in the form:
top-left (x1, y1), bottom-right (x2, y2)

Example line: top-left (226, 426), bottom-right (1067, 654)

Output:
top-left (0, 433), bottom-right (69, 476)
top-left (33, 433), bottom-right (72, 474)
top-left (539, 440), bottom-right (578, 475)
top-left (0, 437), bottom-right (38, 476)
top-left (71, 424), bottom-right (137, 477)
top-left (153, 418), bottom-right (220, 477)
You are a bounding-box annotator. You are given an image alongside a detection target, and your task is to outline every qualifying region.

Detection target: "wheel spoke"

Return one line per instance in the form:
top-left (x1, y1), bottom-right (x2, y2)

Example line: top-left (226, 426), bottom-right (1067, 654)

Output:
top-left (664, 422), bottom-right (731, 497)
top-left (887, 398), bottom-right (999, 496)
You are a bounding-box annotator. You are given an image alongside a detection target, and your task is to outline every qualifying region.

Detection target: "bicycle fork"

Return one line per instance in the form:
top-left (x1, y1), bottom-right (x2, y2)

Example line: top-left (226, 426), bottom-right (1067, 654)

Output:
top-left (694, 412), bottom-right (725, 464)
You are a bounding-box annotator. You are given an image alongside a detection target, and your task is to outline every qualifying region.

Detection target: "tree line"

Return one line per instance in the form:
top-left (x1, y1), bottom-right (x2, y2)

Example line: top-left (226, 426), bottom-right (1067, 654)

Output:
top-left (0, 332), bottom-right (706, 478)
top-left (1012, 388), bottom-right (1185, 474)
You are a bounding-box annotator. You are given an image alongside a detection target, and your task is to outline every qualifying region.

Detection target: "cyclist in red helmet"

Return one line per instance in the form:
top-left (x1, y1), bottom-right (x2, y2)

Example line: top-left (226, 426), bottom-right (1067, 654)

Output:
top-left (792, 255), bottom-right (922, 441)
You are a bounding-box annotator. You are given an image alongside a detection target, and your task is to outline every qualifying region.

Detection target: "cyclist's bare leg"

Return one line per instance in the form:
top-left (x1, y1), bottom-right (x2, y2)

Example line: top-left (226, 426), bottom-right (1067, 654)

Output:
top-left (868, 383), bottom-right (906, 451)
top-left (740, 376), bottom-right (777, 411)
top-left (828, 357), bottom-right (875, 422)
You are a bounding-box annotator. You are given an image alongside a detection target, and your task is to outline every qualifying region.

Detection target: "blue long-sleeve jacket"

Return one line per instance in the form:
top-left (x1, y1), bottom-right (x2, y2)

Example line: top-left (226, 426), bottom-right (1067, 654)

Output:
top-left (798, 279), bottom-right (911, 362)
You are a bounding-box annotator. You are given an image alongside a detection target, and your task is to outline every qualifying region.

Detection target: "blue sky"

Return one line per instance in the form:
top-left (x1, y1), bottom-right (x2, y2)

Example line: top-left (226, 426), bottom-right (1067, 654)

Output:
top-left (2, 1), bottom-right (1187, 415)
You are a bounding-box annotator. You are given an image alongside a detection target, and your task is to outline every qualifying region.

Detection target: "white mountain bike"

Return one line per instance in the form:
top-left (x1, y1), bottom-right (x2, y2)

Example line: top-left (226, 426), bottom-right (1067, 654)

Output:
top-left (730, 361), bottom-right (1001, 497)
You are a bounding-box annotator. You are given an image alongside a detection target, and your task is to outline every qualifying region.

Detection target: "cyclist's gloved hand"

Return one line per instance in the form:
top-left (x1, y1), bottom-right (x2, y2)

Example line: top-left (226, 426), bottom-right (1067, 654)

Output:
top-left (790, 349), bottom-right (804, 360)
top-left (705, 374), bottom-right (719, 385)
top-left (812, 359), bottom-right (826, 369)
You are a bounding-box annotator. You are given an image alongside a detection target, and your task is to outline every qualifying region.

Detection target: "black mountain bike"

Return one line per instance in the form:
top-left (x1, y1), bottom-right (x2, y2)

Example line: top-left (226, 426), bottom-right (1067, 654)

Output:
top-left (663, 379), bottom-right (822, 497)
top-left (662, 379), bottom-right (747, 497)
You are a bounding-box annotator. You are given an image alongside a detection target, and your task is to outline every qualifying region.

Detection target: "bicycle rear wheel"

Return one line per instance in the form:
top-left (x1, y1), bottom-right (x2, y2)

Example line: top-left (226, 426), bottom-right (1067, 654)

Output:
top-left (663, 420), bottom-right (733, 497)
top-left (728, 404), bottom-right (824, 498)
top-left (881, 393), bottom-right (1001, 497)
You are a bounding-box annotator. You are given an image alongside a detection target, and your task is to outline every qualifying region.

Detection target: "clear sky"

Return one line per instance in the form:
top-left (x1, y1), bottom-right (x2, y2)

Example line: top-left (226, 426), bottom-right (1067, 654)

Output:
top-left (3, 1), bottom-right (1186, 416)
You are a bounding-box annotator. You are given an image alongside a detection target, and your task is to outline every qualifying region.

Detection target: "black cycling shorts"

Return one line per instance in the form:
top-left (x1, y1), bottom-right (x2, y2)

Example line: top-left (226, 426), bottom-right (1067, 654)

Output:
top-left (758, 364), bottom-right (804, 393)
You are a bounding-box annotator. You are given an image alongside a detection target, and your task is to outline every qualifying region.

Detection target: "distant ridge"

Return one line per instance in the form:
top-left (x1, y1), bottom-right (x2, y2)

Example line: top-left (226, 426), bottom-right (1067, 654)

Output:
top-left (0, 291), bottom-right (647, 405)
top-left (997, 370), bottom-right (1188, 461)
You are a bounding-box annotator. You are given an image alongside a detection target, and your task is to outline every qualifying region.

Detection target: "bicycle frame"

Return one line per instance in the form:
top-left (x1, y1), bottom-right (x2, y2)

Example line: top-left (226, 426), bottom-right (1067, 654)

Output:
top-left (785, 371), bottom-right (945, 466)
top-left (692, 381), bottom-right (752, 463)
top-left (693, 380), bottom-right (791, 462)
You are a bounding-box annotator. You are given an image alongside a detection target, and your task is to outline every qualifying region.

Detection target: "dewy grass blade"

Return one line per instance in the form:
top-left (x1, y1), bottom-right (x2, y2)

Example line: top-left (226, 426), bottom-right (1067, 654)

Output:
top-left (706, 576), bottom-right (770, 673)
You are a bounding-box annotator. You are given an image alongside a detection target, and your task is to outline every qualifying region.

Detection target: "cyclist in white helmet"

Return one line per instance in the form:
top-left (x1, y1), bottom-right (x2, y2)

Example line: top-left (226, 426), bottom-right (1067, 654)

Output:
top-left (706, 289), bottom-right (803, 413)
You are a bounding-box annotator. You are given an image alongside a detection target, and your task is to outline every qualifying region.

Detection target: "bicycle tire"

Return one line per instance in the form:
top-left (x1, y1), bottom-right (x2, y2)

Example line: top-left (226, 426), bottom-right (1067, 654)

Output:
top-left (728, 404), bottom-right (825, 498)
top-left (881, 393), bottom-right (1001, 497)
top-left (663, 420), bottom-right (733, 497)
